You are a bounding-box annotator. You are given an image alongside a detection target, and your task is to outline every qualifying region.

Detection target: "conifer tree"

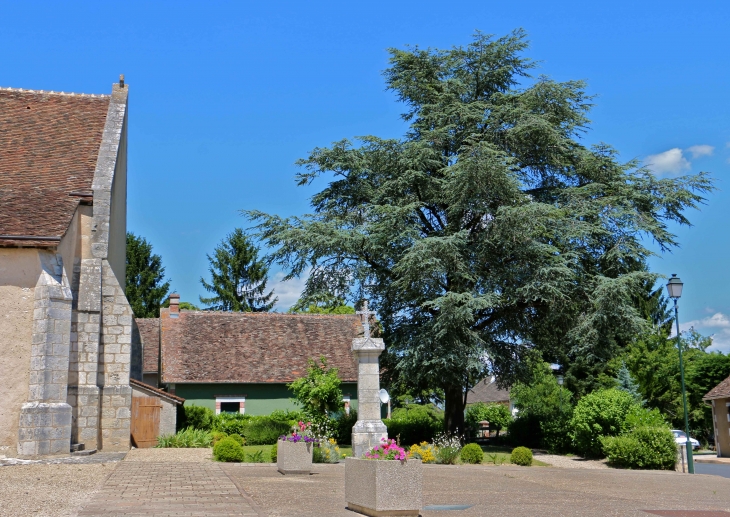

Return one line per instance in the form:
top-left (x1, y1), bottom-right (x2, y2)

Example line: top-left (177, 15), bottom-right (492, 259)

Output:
top-left (616, 362), bottom-right (643, 404)
top-left (200, 228), bottom-right (277, 311)
top-left (125, 232), bottom-right (171, 318)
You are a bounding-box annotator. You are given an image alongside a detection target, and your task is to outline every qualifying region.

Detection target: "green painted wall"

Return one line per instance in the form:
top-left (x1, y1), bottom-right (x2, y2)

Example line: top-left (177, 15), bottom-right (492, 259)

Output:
top-left (175, 383), bottom-right (358, 416)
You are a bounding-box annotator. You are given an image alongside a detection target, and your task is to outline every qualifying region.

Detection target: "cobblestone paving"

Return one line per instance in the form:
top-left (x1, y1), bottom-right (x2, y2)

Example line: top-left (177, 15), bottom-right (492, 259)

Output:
top-left (77, 461), bottom-right (262, 517)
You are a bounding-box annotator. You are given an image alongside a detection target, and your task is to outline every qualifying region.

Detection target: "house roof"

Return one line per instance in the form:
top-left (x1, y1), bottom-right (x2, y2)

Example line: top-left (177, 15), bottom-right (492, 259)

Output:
top-left (160, 310), bottom-right (361, 384)
top-left (0, 87), bottom-right (110, 247)
top-left (466, 378), bottom-right (510, 405)
top-left (136, 318), bottom-right (160, 373)
top-left (704, 374), bottom-right (730, 401)
top-left (130, 378), bottom-right (185, 405)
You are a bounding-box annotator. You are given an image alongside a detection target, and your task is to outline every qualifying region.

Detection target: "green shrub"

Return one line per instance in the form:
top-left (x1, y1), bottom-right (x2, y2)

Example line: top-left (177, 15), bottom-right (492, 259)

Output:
top-left (601, 427), bottom-right (676, 470)
top-left (570, 389), bottom-right (637, 457)
top-left (384, 404), bottom-right (443, 446)
top-left (460, 443), bottom-right (484, 464)
top-left (228, 433), bottom-right (245, 446)
top-left (213, 413), bottom-right (249, 436)
top-left (212, 414), bottom-right (291, 445)
top-left (269, 409), bottom-right (306, 424)
top-left (156, 427), bottom-right (212, 448)
top-left (465, 402), bottom-right (513, 440)
top-left (246, 450), bottom-right (266, 463)
top-left (180, 405), bottom-right (215, 432)
top-left (434, 432), bottom-right (462, 465)
top-left (314, 439), bottom-right (341, 463)
top-left (211, 431), bottom-right (228, 446)
top-left (332, 410), bottom-right (358, 445)
top-left (510, 446), bottom-right (533, 466)
top-left (540, 411), bottom-right (574, 454)
top-left (213, 437), bottom-right (245, 462)
top-left (270, 442), bottom-right (278, 463)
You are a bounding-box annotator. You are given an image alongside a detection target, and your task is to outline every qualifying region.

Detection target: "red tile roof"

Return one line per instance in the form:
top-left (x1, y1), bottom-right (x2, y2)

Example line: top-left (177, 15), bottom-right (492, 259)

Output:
top-left (136, 318), bottom-right (160, 373)
top-left (160, 310), bottom-right (361, 384)
top-left (0, 88), bottom-right (110, 247)
top-left (704, 374), bottom-right (730, 400)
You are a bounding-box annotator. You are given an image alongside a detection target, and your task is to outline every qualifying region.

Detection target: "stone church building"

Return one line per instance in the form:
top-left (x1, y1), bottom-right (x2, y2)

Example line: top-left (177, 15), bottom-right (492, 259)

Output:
top-left (0, 79), bottom-right (140, 458)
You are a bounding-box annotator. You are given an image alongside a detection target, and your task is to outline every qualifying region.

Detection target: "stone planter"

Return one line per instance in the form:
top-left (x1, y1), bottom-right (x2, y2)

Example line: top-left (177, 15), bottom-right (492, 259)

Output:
top-left (345, 457), bottom-right (422, 517)
top-left (276, 439), bottom-right (313, 475)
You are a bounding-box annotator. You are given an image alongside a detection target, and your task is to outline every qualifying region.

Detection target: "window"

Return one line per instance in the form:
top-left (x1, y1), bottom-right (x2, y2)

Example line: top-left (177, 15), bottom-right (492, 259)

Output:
top-left (215, 396), bottom-right (246, 415)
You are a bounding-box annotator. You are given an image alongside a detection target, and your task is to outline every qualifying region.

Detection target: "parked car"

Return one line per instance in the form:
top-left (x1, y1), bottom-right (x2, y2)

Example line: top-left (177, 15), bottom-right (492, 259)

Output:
top-left (672, 430), bottom-right (700, 450)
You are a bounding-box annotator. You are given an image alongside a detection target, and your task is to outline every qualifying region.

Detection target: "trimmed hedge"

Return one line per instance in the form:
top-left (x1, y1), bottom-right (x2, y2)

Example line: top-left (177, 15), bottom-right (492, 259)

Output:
top-left (213, 414), bottom-right (292, 445)
top-left (383, 404), bottom-right (443, 446)
top-left (460, 443), bottom-right (484, 464)
top-left (601, 427), bottom-right (676, 470)
top-left (511, 447), bottom-right (532, 466)
top-left (213, 437), bottom-right (245, 462)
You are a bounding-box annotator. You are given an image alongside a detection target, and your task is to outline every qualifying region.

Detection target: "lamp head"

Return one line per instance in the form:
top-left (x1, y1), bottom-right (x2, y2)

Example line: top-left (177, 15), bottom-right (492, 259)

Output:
top-left (557, 375), bottom-right (564, 386)
top-left (666, 274), bottom-right (683, 299)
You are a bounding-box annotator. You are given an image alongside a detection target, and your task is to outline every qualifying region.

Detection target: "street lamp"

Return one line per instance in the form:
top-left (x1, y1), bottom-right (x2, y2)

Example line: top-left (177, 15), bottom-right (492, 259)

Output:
top-left (667, 274), bottom-right (694, 474)
top-left (557, 375), bottom-right (564, 414)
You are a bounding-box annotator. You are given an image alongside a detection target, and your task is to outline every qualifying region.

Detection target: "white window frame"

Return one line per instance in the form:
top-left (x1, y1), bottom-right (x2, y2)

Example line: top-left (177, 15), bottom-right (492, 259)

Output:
top-left (215, 396), bottom-right (246, 415)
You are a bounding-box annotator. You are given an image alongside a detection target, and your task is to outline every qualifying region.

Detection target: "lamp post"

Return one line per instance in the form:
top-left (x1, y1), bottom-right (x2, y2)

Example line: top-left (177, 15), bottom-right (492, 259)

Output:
top-left (667, 274), bottom-right (694, 474)
top-left (557, 375), bottom-right (564, 414)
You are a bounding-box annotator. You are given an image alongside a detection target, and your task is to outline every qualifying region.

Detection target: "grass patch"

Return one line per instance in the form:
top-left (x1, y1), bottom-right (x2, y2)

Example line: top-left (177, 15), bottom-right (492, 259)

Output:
top-left (241, 445), bottom-right (275, 462)
top-left (477, 444), bottom-right (548, 466)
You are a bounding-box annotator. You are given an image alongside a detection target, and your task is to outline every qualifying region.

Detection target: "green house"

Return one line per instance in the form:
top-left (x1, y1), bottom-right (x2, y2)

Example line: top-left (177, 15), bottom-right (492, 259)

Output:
top-left (136, 295), bottom-right (360, 416)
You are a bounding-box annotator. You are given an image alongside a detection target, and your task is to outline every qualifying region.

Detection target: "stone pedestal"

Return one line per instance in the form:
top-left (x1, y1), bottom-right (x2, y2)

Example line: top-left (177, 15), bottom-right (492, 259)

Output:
top-left (352, 337), bottom-right (388, 458)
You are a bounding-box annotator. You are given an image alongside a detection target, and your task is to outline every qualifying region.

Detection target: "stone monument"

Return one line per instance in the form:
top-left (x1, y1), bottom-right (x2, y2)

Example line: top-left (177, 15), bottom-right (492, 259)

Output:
top-left (351, 301), bottom-right (388, 458)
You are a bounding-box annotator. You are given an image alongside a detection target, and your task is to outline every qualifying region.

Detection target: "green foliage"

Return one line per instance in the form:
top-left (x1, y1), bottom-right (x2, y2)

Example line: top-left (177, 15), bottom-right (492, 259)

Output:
top-left (331, 410), bottom-right (358, 445)
top-left (213, 437), bottom-right (245, 462)
top-left (290, 292), bottom-right (355, 314)
top-left (246, 449), bottom-right (266, 463)
top-left (510, 447), bottom-right (533, 466)
top-left (211, 431), bottom-right (228, 446)
top-left (200, 228), bottom-right (276, 311)
top-left (434, 432), bottom-right (462, 464)
top-left (180, 405), bottom-right (215, 432)
top-left (228, 433), bottom-right (245, 446)
top-left (246, 30), bottom-right (714, 435)
top-left (508, 362), bottom-right (574, 450)
top-left (211, 413), bottom-right (292, 445)
top-left (570, 389), bottom-right (636, 457)
top-left (288, 357), bottom-right (343, 418)
top-left (125, 232), bottom-right (170, 318)
top-left (616, 362), bottom-right (643, 404)
top-left (601, 426), bottom-right (676, 470)
top-left (156, 427), bottom-right (212, 448)
top-left (270, 442), bottom-right (278, 463)
top-left (465, 402), bottom-right (512, 439)
top-left (314, 439), bottom-right (342, 463)
top-left (459, 443), bottom-right (484, 464)
top-left (383, 404), bottom-right (443, 446)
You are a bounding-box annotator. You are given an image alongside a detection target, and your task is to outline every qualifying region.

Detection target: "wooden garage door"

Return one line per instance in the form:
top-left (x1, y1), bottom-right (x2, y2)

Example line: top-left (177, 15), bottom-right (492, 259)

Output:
top-left (131, 396), bottom-right (161, 448)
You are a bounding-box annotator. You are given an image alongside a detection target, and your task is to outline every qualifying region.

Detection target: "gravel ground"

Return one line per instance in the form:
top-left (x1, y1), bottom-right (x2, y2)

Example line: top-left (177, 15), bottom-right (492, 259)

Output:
top-left (0, 462), bottom-right (116, 517)
top-left (533, 453), bottom-right (610, 469)
top-left (124, 447), bottom-right (213, 462)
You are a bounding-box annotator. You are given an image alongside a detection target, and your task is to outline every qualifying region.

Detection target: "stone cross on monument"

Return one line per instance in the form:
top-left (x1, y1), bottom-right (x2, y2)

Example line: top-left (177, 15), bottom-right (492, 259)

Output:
top-left (351, 300), bottom-right (388, 458)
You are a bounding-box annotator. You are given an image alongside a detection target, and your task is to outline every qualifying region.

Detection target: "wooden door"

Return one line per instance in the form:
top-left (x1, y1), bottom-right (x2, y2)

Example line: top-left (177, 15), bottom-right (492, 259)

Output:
top-left (131, 396), bottom-right (161, 448)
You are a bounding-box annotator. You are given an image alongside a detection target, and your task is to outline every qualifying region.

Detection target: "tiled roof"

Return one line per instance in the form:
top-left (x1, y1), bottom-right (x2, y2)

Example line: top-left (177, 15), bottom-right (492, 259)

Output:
top-left (704, 374), bottom-right (730, 400)
top-left (136, 318), bottom-right (160, 373)
top-left (0, 87), bottom-right (110, 247)
top-left (466, 378), bottom-right (510, 405)
top-left (160, 310), bottom-right (361, 384)
top-left (130, 378), bottom-right (185, 404)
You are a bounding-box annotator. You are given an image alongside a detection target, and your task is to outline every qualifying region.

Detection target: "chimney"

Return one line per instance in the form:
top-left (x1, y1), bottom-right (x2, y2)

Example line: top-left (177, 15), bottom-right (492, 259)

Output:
top-left (169, 293), bottom-right (180, 318)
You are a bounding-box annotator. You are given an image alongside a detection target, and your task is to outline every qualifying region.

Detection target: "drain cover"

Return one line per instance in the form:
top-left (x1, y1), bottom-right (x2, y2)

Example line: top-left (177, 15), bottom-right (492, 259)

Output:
top-left (423, 505), bottom-right (474, 511)
top-left (644, 511), bottom-right (730, 516)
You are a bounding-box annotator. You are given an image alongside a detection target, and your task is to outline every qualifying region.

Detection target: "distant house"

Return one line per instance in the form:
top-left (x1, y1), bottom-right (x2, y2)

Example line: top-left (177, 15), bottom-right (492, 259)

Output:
top-left (139, 294), bottom-right (360, 416)
top-left (703, 375), bottom-right (730, 457)
top-left (466, 378), bottom-right (514, 414)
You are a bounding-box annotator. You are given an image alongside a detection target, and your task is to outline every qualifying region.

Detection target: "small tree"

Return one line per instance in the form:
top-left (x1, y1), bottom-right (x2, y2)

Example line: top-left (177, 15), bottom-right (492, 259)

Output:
top-left (125, 232), bottom-right (171, 318)
top-left (200, 228), bottom-right (277, 311)
top-left (570, 388), bottom-right (637, 457)
top-left (288, 357), bottom-right (343, 418)
top-left (616, 362), bottom-right (642, 404)
top-left (466, 402), bottom-right (512, 440)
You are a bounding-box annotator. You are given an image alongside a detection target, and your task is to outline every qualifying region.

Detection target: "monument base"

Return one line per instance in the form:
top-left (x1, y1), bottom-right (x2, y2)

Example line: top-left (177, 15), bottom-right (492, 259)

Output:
top-left (352, 419), bottom-right (388, 458)
top-left (17, 402), bottom-right (73, 458)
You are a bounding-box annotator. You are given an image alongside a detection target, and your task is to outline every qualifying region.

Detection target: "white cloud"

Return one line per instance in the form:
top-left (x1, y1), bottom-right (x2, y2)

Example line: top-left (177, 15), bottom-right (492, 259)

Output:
top-left (646, 148), bottom-right (691, 176)
top-left (677, 312), bottom-right (730, 353)
top-left (686, 144), bottom-right (714, 159)
top-left (269, 271), bottom-right (308, 312)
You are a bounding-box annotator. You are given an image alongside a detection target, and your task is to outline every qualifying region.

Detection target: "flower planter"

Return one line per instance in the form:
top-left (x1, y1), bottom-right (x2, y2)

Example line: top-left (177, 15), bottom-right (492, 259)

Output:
top-left (345, 457), bottom-right (422, 517)
top-left (277, 439), bottom-right (313, 475)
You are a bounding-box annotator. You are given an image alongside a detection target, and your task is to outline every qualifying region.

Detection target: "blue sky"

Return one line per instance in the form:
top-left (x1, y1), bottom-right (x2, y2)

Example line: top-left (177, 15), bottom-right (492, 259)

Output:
top-left (3, 1), bottom-right (729, 348)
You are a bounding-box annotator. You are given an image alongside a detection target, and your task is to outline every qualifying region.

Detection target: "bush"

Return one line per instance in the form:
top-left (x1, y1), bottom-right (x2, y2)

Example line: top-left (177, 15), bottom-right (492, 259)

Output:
top-left (511, 446), bottom-right (533, 466)
top-left (213, 413), bottom-right (249, 436)
top-left (213, 437), bottom-right (245, 462)
top-left (460, 443), bottom-right (484, 464)
top-left (384, 404), bottom-right (443, 446)
top-left (540, 411), bottom-right (574, 454)
top-left (156, 427), bottom-right (212, 448)
top-left (465, 402), bottom-right (512, 440)
top-left (180, 405), bottom-right (215, 432)
top-left (332, 410), bottom-right (358, 445)
top-left (212, 414), bottom-right (292, 445)
top-left (570, 389), bottom-right (637, 457)
top-left (270, 442), bottom-right (277, 463)
top-left (211, 431), bottom-right (228, 446)
top-left (409, 442), bottom-right (437, 463)
top-left (434, 432), bottom-right (462, 465)
top-left (228, 433), bottom-right (245, 446)
top-left (601, 427), bottom-right (676, 470)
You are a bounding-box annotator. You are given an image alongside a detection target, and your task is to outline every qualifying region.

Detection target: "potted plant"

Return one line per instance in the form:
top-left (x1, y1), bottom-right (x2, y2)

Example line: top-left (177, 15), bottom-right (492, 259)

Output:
top-left (345, 438), bottom-right (422, 517)
top-left (277, 421), bottom-right (317, 475)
